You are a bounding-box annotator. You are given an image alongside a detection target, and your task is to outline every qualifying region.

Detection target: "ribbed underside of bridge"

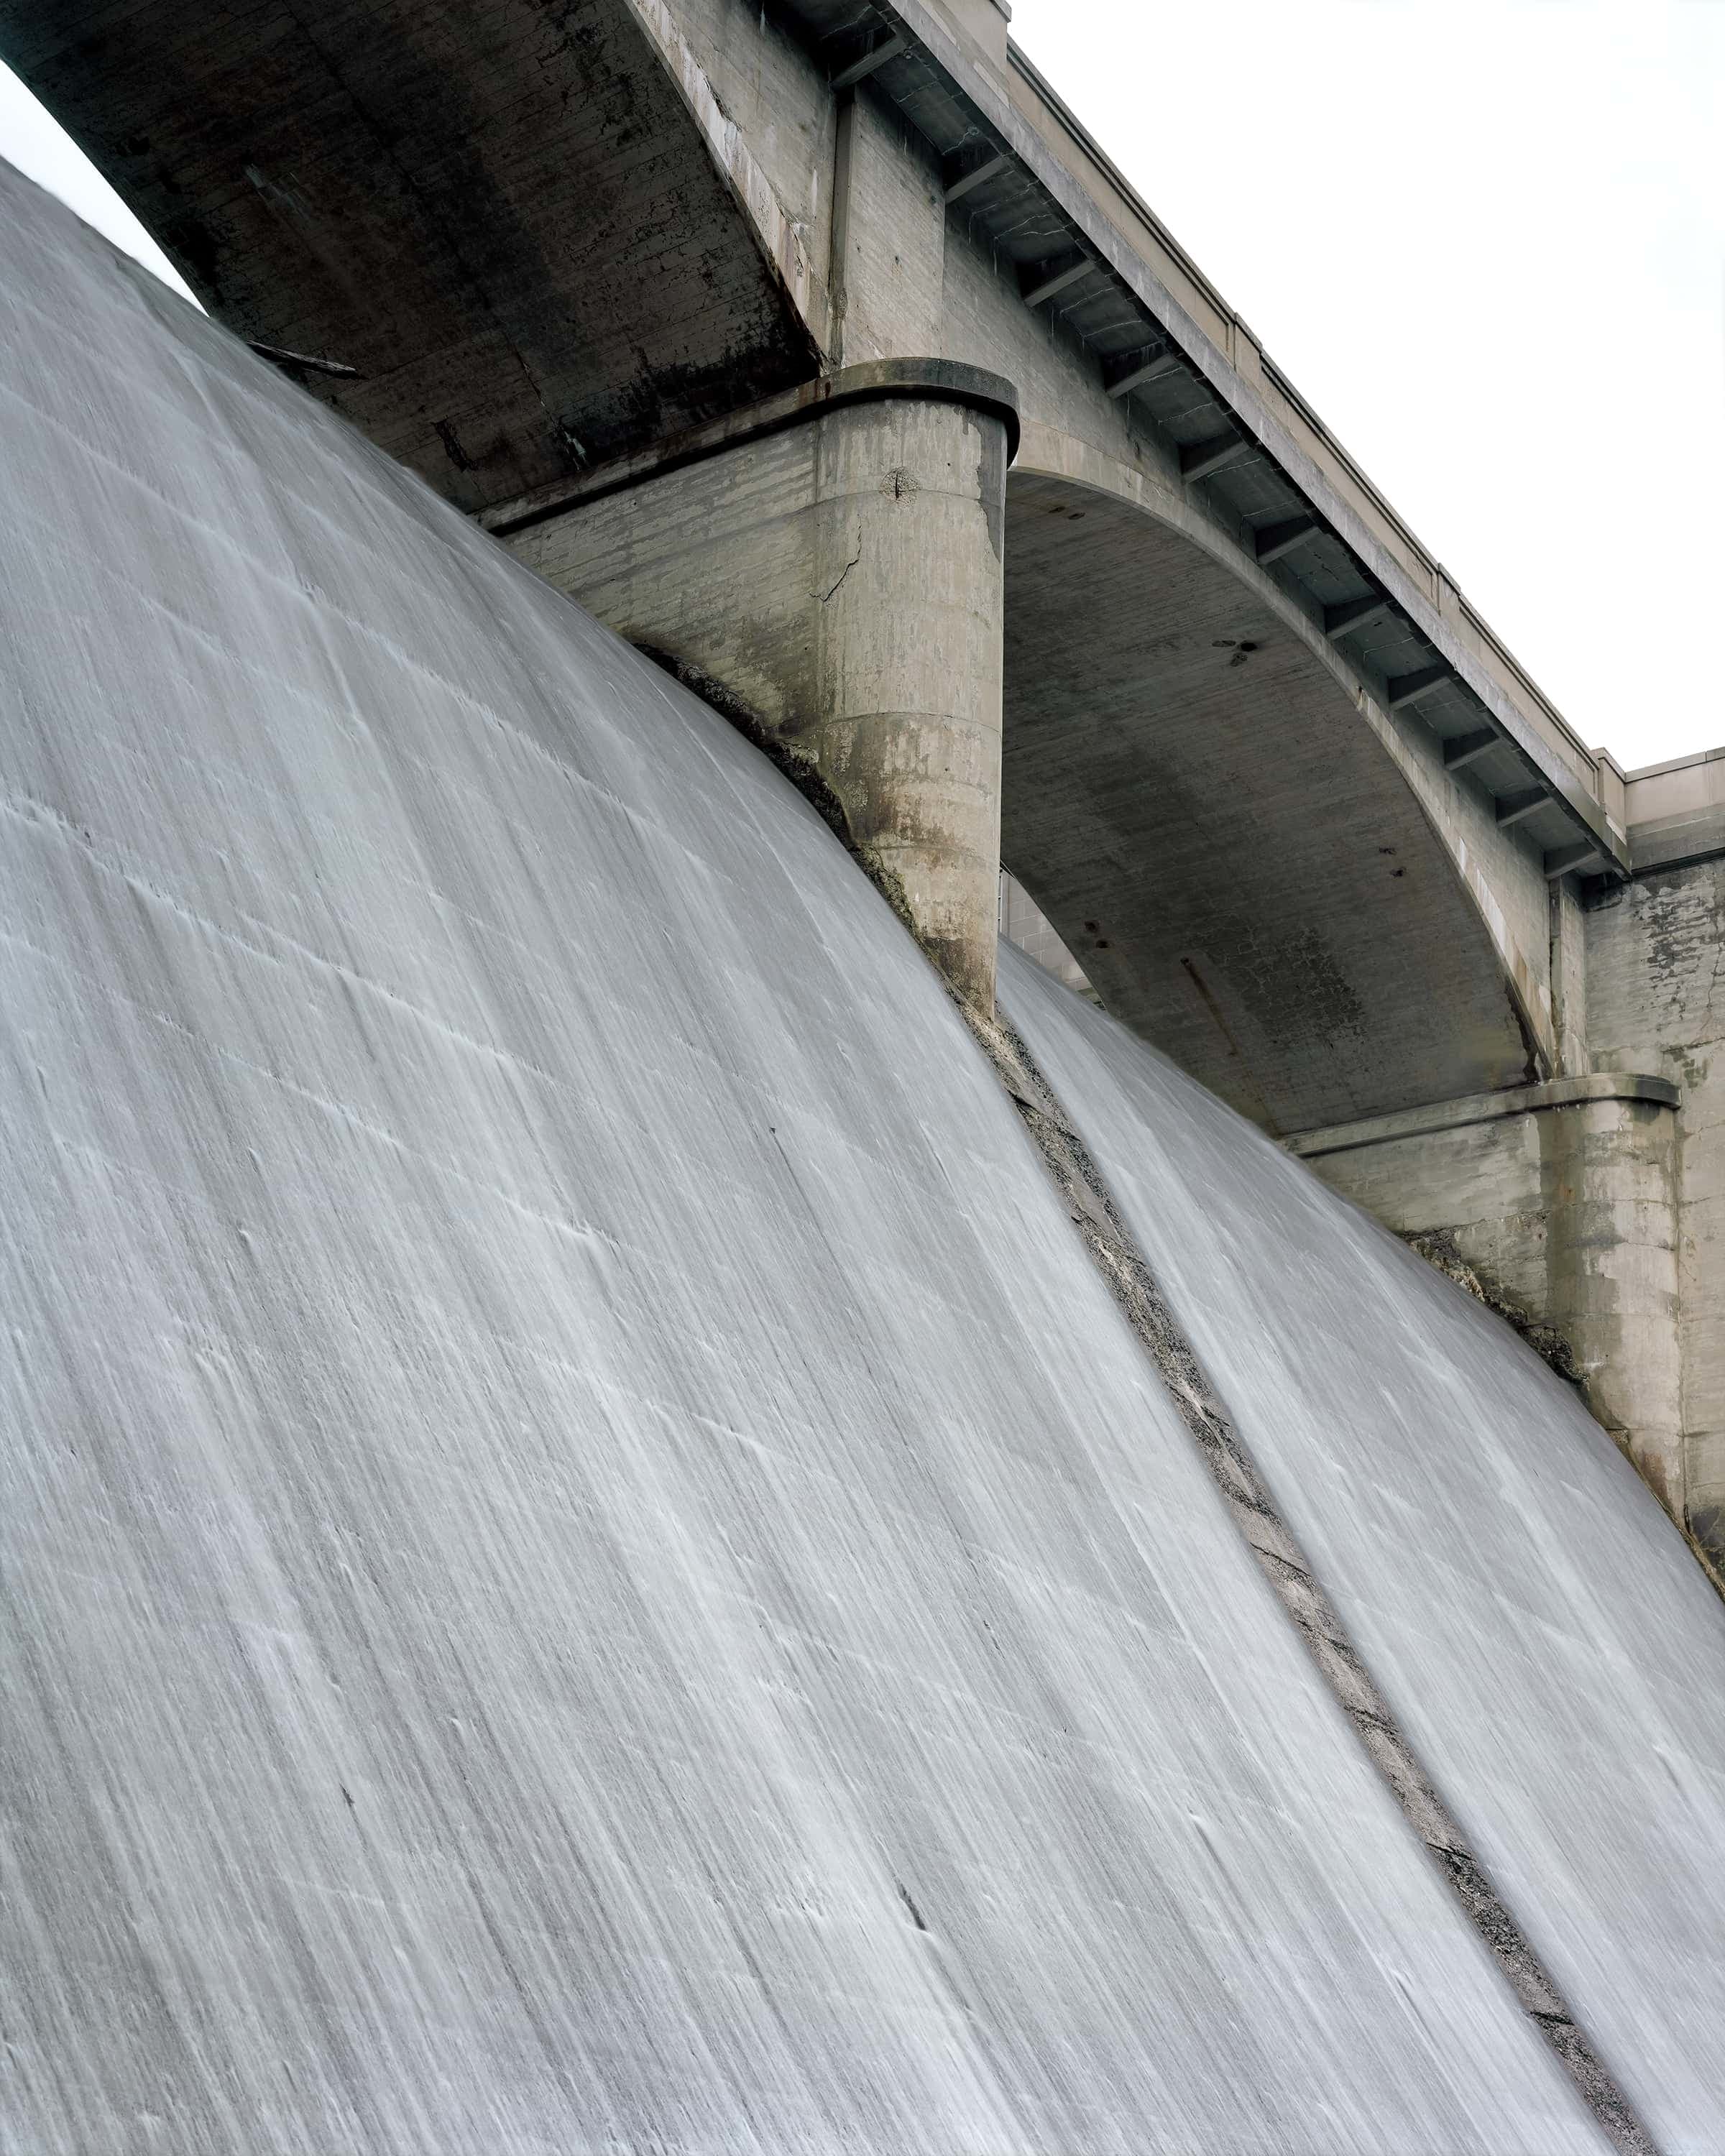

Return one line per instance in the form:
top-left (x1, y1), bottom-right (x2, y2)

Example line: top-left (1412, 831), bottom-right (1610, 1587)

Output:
top-left (5, 167), bottom-right (1725, 2156)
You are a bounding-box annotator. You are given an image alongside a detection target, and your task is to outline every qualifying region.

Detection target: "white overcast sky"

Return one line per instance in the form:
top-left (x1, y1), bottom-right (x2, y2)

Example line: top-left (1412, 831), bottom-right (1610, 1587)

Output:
top-left (4, 4), bottom-right (1723, 769)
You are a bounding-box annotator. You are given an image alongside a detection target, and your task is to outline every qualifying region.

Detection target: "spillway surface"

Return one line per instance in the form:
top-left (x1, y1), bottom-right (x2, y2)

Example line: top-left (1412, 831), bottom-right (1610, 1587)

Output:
top-left (0, 162), bottom-right (1625, 2155)
top-left (1000, 939), bottom-right (1725, 2156)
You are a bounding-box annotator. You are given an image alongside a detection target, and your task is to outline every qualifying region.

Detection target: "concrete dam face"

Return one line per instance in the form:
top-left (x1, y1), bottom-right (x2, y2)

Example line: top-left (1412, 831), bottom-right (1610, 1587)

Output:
top-left (4, 162), bottom-right (1724, 2156)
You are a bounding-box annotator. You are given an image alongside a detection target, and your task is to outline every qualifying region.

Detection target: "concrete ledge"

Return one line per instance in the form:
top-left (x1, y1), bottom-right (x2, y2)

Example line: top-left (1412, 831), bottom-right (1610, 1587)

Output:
top-left (480, 359), bottom-right (1021, 536)
top-left (1287, 1073), bottom-right (1681, 1161)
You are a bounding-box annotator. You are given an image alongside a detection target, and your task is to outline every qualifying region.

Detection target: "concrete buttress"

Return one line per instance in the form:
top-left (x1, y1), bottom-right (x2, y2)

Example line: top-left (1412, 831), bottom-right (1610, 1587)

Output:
top-left (500, 361), bottom-right (1017, 1010)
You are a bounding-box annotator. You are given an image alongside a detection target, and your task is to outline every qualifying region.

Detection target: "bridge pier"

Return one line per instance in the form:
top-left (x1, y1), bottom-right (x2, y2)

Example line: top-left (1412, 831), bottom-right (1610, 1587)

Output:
top-left (493, 361), bottom-right (1017, 1013)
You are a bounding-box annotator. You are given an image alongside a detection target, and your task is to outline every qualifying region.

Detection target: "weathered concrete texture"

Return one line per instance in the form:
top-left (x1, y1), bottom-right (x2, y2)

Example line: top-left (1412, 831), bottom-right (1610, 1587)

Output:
top-left (1295, 1080), bottom-right (1685, 1515)
top-left (1294, 1106), bottom-right (1552, 1334)
top-left (648, 0), bottom-right (838, 294)
top-left (0, 0), bottom-right (825, 510)
top-left (929, 0), bottom-right (1011, 76)
top-left (1550, 873), bottom-right (1591, 1074)
top-left (1000, 941), bottom-right (1725, 2156)
top-left (1623, 745), bottom-right (1725, 874)
top-left (831, 87), bottom-right (947, 366)
top-left (507, 377), bottom-right (1011, 1007)
top-left (1589, 846), bottom-right (1725, 1570)
top-left (1542, 1094), bottom-right (1685, 1516)
top-left (3, 164), bottom-right (1621, 2156)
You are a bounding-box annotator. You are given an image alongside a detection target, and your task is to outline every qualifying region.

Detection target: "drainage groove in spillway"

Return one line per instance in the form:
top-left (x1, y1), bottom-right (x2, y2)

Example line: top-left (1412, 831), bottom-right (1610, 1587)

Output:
top-left (960, 998), bottom-right (1660, 2156)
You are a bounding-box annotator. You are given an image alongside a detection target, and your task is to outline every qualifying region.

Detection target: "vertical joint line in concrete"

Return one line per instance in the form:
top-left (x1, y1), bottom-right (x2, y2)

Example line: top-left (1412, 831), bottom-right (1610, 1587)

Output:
top-left (828, 91), bottom-right (857, 368)
top-left (956, 994), bottom-right (1661, 2156)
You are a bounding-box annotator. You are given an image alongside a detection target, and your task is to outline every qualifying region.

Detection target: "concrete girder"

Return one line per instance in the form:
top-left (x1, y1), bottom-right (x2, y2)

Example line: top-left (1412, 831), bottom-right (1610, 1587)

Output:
top-left (0, 0), bottom-right (829, 513)
top-left (1497, 789), bottom-right (1552, 831)
top-left (1180, 433), bottom-right (1254, 485)
top-left (1002, 429), bottom-right (1558, 1133)
top-left (1254, 515), bottom-right (1320, 566)
top-left (943, 149), bottom-right (1011, 203)
top-left (1019, 254), bottom-right (1092, 309)
top-left (1387, 664), bottom-right (1453, 712)
top-left (1545, 841), bottom-right (1606, 880)
top-left (1105, 349), bottom-right (1185, 399)
top-left (1324, 594), bottom-right (1394, 643)
top-left (829, 30), bottom-right (906, 86)
top-left (1443, 727), bottom-right (1501, 770)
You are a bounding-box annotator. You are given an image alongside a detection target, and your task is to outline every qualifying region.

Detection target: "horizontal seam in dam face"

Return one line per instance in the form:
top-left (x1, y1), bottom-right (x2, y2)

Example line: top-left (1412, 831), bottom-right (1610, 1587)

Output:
top-left (955, 993), bottom-right (1662, 2156)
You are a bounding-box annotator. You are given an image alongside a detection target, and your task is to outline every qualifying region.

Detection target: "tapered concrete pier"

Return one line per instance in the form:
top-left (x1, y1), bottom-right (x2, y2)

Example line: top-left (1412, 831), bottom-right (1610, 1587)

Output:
top-left (499, 361), bottom-right (1016, 1010)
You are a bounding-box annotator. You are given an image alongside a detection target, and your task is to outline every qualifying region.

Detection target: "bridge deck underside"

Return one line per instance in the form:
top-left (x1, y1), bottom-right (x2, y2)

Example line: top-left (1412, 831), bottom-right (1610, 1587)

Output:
top-left (1002, 474), bottom-right (1537, 1133)
top-left (0, 0), bottom-right (821, 511)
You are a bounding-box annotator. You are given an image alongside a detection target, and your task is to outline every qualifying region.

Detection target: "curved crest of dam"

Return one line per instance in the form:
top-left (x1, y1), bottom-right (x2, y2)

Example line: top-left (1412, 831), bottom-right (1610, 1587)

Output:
top-left (4, 160), bottom-right (1724, 2155)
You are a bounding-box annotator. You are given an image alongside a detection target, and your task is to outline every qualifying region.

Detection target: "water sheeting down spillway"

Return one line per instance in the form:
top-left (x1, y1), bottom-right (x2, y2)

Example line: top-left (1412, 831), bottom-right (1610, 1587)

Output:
top-left (1001, 944), bottom-right (1725, 2156)
top-left (1, 159), bottom-right (1719, 2154)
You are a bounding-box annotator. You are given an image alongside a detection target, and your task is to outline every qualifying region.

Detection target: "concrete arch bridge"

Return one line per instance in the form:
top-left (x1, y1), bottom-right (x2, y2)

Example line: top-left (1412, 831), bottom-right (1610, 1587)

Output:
top-left (5, 0), bottom-right (1720, 1557)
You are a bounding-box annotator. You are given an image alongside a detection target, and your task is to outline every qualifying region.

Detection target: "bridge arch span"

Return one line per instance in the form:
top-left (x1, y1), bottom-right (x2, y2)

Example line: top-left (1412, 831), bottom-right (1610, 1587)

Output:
top-left (1003, 427), bottom-right (1557, 1133)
